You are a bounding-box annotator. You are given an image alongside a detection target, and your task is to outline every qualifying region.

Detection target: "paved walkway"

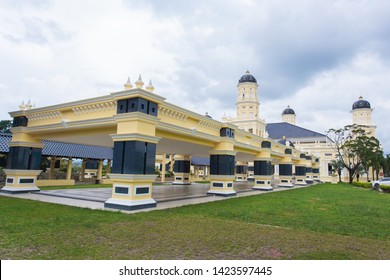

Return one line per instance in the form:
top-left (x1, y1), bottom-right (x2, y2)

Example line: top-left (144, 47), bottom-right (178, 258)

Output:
top-left (0, 182), bottom-right (311, 214)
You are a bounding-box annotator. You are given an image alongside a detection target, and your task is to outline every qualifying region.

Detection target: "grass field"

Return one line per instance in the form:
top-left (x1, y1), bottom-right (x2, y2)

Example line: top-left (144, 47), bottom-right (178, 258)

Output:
top-left (0, 183), bottom-right (389, 260)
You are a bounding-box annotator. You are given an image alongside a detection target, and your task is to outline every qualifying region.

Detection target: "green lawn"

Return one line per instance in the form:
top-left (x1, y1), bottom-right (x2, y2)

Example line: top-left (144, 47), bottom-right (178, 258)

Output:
top-left (0, 183), bottom-right (389, 260)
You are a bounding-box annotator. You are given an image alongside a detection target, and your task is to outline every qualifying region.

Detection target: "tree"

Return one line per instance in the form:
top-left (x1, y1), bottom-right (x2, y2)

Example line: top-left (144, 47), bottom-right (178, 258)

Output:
top-left (327, 125), bottom-right (382, 184)
top-left (330, 158), bottom-right (343, 182)
top-left (0, 120), bottom-right (12, 133)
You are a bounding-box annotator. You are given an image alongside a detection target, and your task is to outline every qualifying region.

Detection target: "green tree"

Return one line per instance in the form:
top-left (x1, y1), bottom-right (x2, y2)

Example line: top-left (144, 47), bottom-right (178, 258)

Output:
top-left (0, 120), bottom-right (12, 133)
top-left (327, 125), bottom-right (382, 184)
top-left (330, 158), bottom-right (343, 182)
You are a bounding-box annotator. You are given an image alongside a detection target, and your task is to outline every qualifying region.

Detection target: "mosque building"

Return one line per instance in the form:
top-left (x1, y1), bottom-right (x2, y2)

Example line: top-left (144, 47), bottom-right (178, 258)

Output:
top-left (0, 70), bottom-right (377, 211)
top-left (224, 70), bottom-right (376, 183)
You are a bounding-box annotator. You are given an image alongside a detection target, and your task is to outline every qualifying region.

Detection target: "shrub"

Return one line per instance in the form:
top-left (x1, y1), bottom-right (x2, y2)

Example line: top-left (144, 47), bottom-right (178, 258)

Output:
top-left (352, 182), bottom-right (371, 189)
top-left (380, 185), bottom-right (390, 193)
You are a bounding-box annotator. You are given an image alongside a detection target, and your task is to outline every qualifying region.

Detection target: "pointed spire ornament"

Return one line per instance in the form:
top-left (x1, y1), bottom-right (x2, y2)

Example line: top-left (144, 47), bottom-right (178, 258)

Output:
top-left (124, 77), bottom-right (133, 90)
top-left (145, 79), bottom-right (155, 92)
top-left (135, 74), bottom-right (144, 89)
top-left (19, 100), bottom-right (26, 110)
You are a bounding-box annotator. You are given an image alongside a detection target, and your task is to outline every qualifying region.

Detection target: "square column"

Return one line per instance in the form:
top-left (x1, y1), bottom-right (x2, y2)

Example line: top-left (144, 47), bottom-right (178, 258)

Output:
top-left (295, 165), bottom-right (307, 186)
top-left (105, 102), bottom-right (161, 211)
top-left (253, 158), bottom-right (273, 191)
top-left (105, 137), bottom-right (159, 211)
top-left (172, 155), bottom-right (191, 185)
top-left (295, 154), bottom-right (307, 186)
top-left (278, 163), bottom-right (294, 188)
top-left (207, 152), bottom-right (236, 197)
top-left (278, 148), bottom-right (294, 188)
top-left (305, 156), bottom-right (314, 184)
top-left (2, 122), bottom-right (43, 193)
top-left (235, 162), bottom-right (248, 181)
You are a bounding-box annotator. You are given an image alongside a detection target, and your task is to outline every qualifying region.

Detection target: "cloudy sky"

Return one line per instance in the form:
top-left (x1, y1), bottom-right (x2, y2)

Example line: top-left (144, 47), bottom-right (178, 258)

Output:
top-left (1, 0), bottom-right (390, 152)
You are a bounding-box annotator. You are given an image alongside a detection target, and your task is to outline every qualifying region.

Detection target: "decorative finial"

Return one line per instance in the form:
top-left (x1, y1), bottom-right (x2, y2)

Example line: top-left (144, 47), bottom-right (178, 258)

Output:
top-left (26, 99), bottom-right (32, 109)
top-left (359, 96), bottom-right (363, 100)
top-left (246, 69), bottom-right (250, 74)
top-left (145, 79), bottom-right (155, 92)
top-left (124, 77), bottom-right (133, 89)
top-left (19, 100), bottom-right (26, 110)
top-left (282, 135), bottom-right (286, 140)
top-left (135, 74), bottom-right (144, 88)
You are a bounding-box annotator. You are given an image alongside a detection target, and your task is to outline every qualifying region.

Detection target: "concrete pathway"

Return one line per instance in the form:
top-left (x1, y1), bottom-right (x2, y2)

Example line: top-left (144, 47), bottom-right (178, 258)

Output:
top-left (0, 182), bottom-right (311, 214)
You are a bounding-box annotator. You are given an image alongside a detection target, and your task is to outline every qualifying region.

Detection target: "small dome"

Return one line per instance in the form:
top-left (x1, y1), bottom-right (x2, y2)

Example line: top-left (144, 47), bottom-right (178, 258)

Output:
top-left (352, 96), bottom-right (371, 110)
top-left (238, 70), bottom-right (257, 84)
top-left (282, 105), bottom-right (295, 115)
top-left (277, 137), bottom-right (295, 148)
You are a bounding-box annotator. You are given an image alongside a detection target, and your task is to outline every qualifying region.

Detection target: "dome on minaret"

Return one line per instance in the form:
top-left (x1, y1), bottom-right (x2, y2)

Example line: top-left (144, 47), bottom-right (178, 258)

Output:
top-left (352, 96), bottom-right (371, 110)
top-left (238, 70), bottom-right (257, 84)
top-left (282, 105), bottom-right (295, 115)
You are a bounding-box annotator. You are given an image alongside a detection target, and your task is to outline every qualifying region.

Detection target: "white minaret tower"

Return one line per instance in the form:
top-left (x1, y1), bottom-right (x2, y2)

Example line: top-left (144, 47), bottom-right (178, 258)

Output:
top-left (282, 105), bottom-right (296, 125)
top-left (351, 96), bottom-right (376, 136)
top-left (236, 70), bottom-right (260, 119)
top-left (222, 70), bottom-right (266, 136)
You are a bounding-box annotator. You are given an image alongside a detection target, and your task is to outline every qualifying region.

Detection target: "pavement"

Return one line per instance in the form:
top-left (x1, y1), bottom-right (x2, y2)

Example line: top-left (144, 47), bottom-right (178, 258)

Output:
top-left (0, 181), bottom-right (311, 214)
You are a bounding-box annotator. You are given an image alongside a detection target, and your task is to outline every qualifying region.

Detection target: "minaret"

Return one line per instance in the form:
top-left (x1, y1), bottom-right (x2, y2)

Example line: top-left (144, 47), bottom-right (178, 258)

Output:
top-left (351, 96), bottom-right (376, 136)
top-left (224, 70), bottom-right (266, 137)
top-left (282, 105), bottom-right (296, 125)
top-left (236, 70), bottom-right (260, 119)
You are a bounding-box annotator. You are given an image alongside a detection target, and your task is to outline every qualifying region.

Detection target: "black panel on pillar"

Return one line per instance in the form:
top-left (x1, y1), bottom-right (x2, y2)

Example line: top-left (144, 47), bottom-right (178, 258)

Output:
top-left (123, 141), bottom-right (144, 174)
top-left (210, 155), bottom-right (218, 175)
top-left (147, 101), bottom-right (158, 117)
top-left (117, 100), bottom-right (128, 114)
top-left (145, 142), bottom-right (156, 174)
top-left (210, 155), bottom-right (235, 175)
top-left (254, 160), bottom-right (272, 176)
top-left (128, 98), bottom-right (148, 114)
top-left (12, 116), bottom-right (28, 127)
top-left (219, 128), bottom-right (235, 138)
top-left (295, 166), bottom-right (306, 176)
top-left (113, 141), bottom-right (157, 174)
top-left (279, 164), bottom-right (293, 176)
top-left (29, 148), bottom-right (42, 170)
top-left (261, 141), bottom-right (271, 148)
top-left (7, 147), bottom-right (30, 169)
top-left (236, 165), bottom-right (248, 174)
top-left (112, 142), bottom-right (125, 174)
top-left (173, 160), bottom-right (191, 173)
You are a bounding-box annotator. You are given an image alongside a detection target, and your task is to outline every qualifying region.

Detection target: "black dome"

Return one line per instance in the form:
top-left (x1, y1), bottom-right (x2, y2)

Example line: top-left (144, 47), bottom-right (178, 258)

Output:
top-left (238, 70), bottom-right (257, 84)
top-left (282, 106), bottom-right (295, 115)
top-left (277, 138), bottom-right (295, 148)
top-left (352, 96), bottom-right (371, 110)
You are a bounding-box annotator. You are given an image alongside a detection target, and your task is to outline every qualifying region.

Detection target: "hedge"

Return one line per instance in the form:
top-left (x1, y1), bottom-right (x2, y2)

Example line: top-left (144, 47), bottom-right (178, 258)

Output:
top-left (352, 182), bottom-right (371, 189)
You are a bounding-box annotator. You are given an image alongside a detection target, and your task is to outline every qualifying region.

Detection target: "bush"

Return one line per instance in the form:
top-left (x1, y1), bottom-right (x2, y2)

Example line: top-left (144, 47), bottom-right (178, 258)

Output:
top-left (380, 185), bottom-right (390, 193)
top-left (352, 182), bottom-right (371, 189)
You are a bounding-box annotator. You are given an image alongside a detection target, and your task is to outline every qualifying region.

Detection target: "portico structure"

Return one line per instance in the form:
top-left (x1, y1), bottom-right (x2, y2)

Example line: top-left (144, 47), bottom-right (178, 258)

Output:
top-left (2, 76), bottom-right (318, 210)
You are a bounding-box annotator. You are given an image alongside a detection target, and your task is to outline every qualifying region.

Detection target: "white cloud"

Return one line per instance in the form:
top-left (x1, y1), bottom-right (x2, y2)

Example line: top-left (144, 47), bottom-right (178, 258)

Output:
top-left (1, 0), bottom-right (390, 153)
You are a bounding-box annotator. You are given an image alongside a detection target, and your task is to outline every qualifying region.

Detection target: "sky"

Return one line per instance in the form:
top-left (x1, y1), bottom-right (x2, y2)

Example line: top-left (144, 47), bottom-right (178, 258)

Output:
top-left (1, 0), bottom-right (390, 153)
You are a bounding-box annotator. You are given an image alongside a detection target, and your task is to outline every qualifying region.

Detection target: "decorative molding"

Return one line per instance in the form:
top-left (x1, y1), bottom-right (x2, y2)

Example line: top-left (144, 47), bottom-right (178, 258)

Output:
top-left (158, 106), bottom-right (188, 121)
top-left (198, 120), bottom-right (221, 131)
top-left (27, 110), bottom-right (62, 121)
top-left (72, 101), bottom-right (116, 115)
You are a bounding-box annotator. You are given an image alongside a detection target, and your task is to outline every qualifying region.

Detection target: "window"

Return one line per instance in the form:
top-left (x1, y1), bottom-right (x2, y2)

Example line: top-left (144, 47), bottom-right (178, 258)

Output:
top-left (248, 128), bottom-right (253, 133)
